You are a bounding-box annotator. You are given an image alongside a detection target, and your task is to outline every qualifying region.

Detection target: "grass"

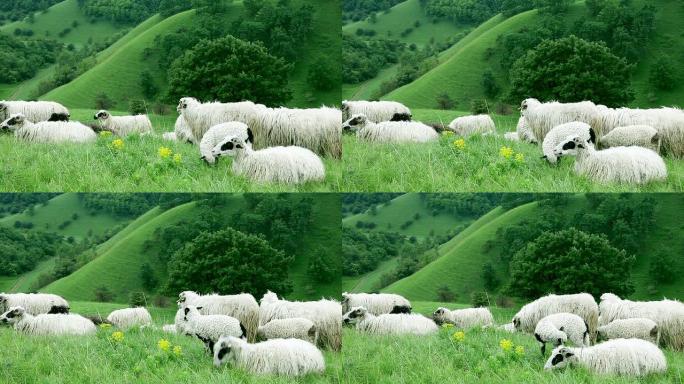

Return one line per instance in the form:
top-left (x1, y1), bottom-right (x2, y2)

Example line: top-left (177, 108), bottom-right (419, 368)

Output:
top-left (342, 256), bottom-right (400, 293)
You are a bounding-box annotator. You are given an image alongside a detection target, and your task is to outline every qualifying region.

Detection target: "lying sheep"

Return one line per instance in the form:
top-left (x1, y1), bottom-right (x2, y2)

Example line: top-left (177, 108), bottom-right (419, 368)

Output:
top-left (161, 117), bottom-right (197, 144)
top-left (447, 115), bottom-right (496, 137)
top-left (257, 318), bottom-right (317, 343)
top-left (432, 307), bottom-right (494, 329)
top-left (183, 305), bottom-right (245, 353)
top-left (504, 132), bottom-right (520, 141)
top-left (343, 114), bottom-right (438, 143)
top-left (0, 100), bottom-right (69, 123)
top-left (343, 306), bottom-right (438, 336)
top-left (512, 293), bottom-right (598, 340)
top-left (0, 306), bottom-right (96, 336)
top-left (598, 318), bottom-right (659, 344)
top-left (177, 291), bottom-right (259, 342)
top-left (211, 135), bottom-right (326, 185)
top-left (0, 293), bottom-right (70, 315)
top-left (542, 122), bottom-right (596, 164)
top-left (342, 100), bottom-right (411, 123)
top-left (94, 110), bottom-right (152, 137)
top-left (341, 292), bottom-right (411, 315)
top-left (1, 113), bottom-right (96, 143)
top-left (199, 122), bottom-right (253, 164)
top-left (213, 336), bottom-right (325, 376)
top-left (534, 313), bottom-right (590, 355)
top-left (516, 116), bottom-right (537, 144)
top-left (521, 98), bottom-right (601, 142)
top-left (554, 135), bottom-right (667, 185)
top-left (544, 339), bottom-right (667, 376)
top-left (106, 307), bottom-right (152, 330)
top-left (498, 322), bottom-right (517, 333)
top-left (600, 125), bottom-right (660, 152)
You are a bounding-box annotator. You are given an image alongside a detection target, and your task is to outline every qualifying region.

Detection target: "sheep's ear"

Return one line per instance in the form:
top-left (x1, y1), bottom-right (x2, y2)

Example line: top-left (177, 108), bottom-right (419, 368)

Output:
top-left (564, 352), bottom-right (574, 358)
top-left (217, 346), bottom-right (230, 360)
top-left (246, 128), bottom-right (254, 143)
top-left (236, 144), bottom-right (243, 149)
top-left (559, 326), bottom-right (565, 332)
top-left (196, 306), bottom-right (203, 311)
top-left (184, 308), bottom-right (190, 315)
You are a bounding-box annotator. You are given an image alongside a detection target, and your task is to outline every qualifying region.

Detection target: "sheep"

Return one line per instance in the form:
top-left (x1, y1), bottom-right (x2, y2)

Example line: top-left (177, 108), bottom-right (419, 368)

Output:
top-left (554, 135), bottom-right (667, 185)
top-left (542, 121), bottom-right (596, 164)
top-left (211, 135), bottom-right (326, 185)
top-left (199, 122), bottom-right (252, 164)
top-left (516, 115), bottom-right (538, 143)
top-left (597, 318), bottom-right (659, 344)
top-left (504, 132), bottom-right (520, 141)
top-left (259, 291), bottom-right (341, 351)
top-left (182, 305), bottom-right (245, 353)
top-left (213, 336), bottom-right (325, 376)
top-left (0, 293), bottom-right (69, 315)
top-left (257, 318), bottom-right (317, 344)
top-left (432, 307), bottom-right (494, 329)
top-left (498, 322), bottom-right (517, 333)
top-left (0, 100), bottom-right (70, 123)
top-left (1, 113), bottom-right (96, 143)
top-left (599, 293), bottom-right (684, 350)
top-left (342, 100), bottom-right (412, 123)
top-left (94, 110), bottom-right (152, 137)
top-left (600, 125), bottom-right (660, 152)
top-left (342, 114), bottom-right (438, 143)
top-left (0, 306), bottom-right (96, 336)
top-left (447, 115), bottom-right (496, 137)
top-left (534, 313), bottom-right (590, 355)
top-left (106, 307), bottom-right (152, 330)
top-left (512, 293), bottom-right (599, 341)
top-left (544, 339), bottom-right (667, 376)
top-left (177, 291), bottom-right (259, 342)
top-left (521, 98), bottom-right (602, 142)
top-left (162, 324), bottom-right (177, 334)
top-left (161, 117), bottom-right (196, 144)
top-left (341, 292), bottom-right (412, 316)
top-left (343, 306), bottom-right (438, 336)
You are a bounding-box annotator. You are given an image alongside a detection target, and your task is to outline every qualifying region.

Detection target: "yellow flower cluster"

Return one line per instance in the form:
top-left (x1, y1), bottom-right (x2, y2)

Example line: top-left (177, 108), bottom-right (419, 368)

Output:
top-left (514, 153), bottom-right (525, 163)
top-left (111, 139), bottom-right (124, 150)
top-left (158, 147), bottom-right (173, 159)
top-left (173, 153), bottom-right (182, 164)
top-left (515, 345), bottom-right (525, 356)
top-left (173, 345), bottom-right (183, 356)
top-left (452, 331), bottom-right (465, 342)
top-left (453, 139), bottom-right (466, 150)
top-left (499, 338), bottom-right (513, 351)
top-left (499, 146), bottom-right (514, 159)
top-left (110, 331), bottom-right (124, 343)
top-left (158, 339), bottom-right (171, 351)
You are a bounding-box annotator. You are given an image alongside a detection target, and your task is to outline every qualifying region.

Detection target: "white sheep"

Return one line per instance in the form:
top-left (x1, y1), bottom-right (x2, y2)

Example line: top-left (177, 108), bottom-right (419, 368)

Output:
top-left (182, 305), bottom-right (245, 353)
top-left (432, 307), bottom-right (494, 329)
top-left (554, 135), bottom-right (667, 184)
top-left (341, 100), bottom-right (412, 123)
top-left (0, 293), bottom-right (69, 315)
top-left (447, 115), bottom-right (496, 137)
top-left (343, 114), bottom-right (438, 143)
top-left (211, 135), bottom-right (326, 185)
top-left (161, 116), bottom-right (197, 144)
top-left (0, 306), bottom-right (96, 336)
top-left (534, 313), bottom-right (590, 355)
top-left (521, 98), bottom-right (602, 142)
top-left (544, 338), bottom-right (667, 376)
top-left (94, 110), bottom-right (152, 137)
top-left (106, 307), bottom-right (152, 330)
top-left (542, 121), bottom-right (596, 164)
top-left (343, 306), bottom-right (437, 336)
top-left (177, 291), bottom-right (259, 342)
top-left (597, 318), bottom-right (659, 344)
top-left (0, 100), bottom-right (69, 122)
top-left (199, 122), bottom-right (252, 164)
top-left (213, 336), bottom-right (325, 376)
top-left (1, 113), bottom-right (96, 143)
top-left (162, 324), bottom-right (177, 334)
top-left (599, 293), bottom-right (684, 350)
top-left (341, 292), bottom-right (411, 315)
top-left (516, 116), bottom-right (537, 143)
top-left (512, 293), bottom-right (599, 340)
top-left (257, 318), bottom-right (317, 343)
top-left (259, 291), bottom-right (341, 351)
top-left (600, 125), bottom-right (660, 152)
top-left (504, 132), bottom-right (520, 141)
top-left (498, 322), bottom-right (517, 333)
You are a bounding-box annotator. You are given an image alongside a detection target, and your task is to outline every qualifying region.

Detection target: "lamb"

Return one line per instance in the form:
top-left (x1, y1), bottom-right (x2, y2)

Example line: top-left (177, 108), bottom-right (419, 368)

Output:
top-left (516, 116), bottom-right (537, 143)
top-left (0, 306), bottom-right (96, 336)
top-left (199, 122), bottom-right (252, 164)
top-left (177, 291), bottom-right (259, 342)
top-left (183, 305), bottom-right (245, 353)
top-left (106, 307), bottom-right (152, 330)
top-left (343, 306), bottom-right (438, 336)
top-left (521, 98), bottom-right (602, 142)
top-left (161, 116), bottom-right (197, 144)
top-left (342, 100), bottom-right (412, 123)
top-left (211, 135), bottom-right (326, 185)
top-left (597, 318), bottom-right (659, 344)
top-left (511, 293), bottom-right (599, 341)
top-left (554, 135), bottom-right (667, 185)
top-left (257, 318), bottom-right (317, 344)
top-left (432, 307), bottom-right (494, 329)
top-left (544, 339), bottom-right (667, 376)
top-left (213, 336), bottom-right (325, 376)
top-left (0, 293), bottom-right (70, 315)
top-left (447, 115), bottom-right (496, 137)
top-left (94, 110), bottom-right (152, 137)
top-left (600, 125), bottom-right (660, 152)
top-left (341, 292), bottom-right (412, 315)
top-left (599, 293), bottom-right (684, 350)
top-left (542, 121), bottom-right (596, 164)
top-left (259, 291), bottom-right (341, 351)
top-left (1, 113), bottom-right (96, 143)
top-left (534, 313), bottom-right (590, 355)
top-left (0, 100), bottom-right (70, 123)
top-left (342, 114), bottom-right (438, 143)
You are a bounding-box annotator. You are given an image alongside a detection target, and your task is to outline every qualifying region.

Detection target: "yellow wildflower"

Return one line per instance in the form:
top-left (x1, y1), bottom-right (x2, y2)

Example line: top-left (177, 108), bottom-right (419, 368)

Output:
top-left (515, 346), bottom-right (525, 356)
top-left (110, 331), bottom-right (124, 343)
top-left (158, 339), bottom-right (171, 352)
top-left (158, 147), bottom-right (173, 159)
top-left (173, 346), bottom-right (182, 356)
top-left (441, 323), bottom-right (454, 329)
top-left (99, 131), bottom-right (112, 138)
top-left (173, 153), bottom-right (182, 164)
top-left (111, 139), bottom-right (124, 150)
top-left (514, 153), bottom-right (525, 163)
top-left (453, 139), bottom-right (466, 150)
top-left (99, 323), bottom-right (112, 330)
top-left (499, 339), bottom-right (513, 352)
top-left (452, 331), bottom-right (465, 342)
top-left (499, 146), bottom-right (514, 159)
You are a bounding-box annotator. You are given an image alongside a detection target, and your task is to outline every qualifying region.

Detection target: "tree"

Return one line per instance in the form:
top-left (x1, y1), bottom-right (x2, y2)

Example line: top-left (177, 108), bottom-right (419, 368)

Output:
top-left (649, 251), bottom-right (678, 284)
top-left (436, 93), bottom-right (455, 110)
top-left (94, 286), bottom-right (114, 302)
top-left (307, 56), bottom-right (341, 91)
top-left (158, 0), bottom-right (193, 18)
top-left (307, 248), bottom-right (336, 283)
top-left (129, 99), bottom-right (147, 115)
top-left (535, 0), bottom-right (573, 14)
top-left (481, 263), bottom-right (500, 291)
top-left (140, 71), bottom-right (158, 99)
top-left (140, 263), bottom-right (158, 291)
top-left (649, 56), bottom-right (677, 91)
top-left (509, 36), bottom-right (634, 107)
top-left (470, 99), bottom-right (488, 115)
top-left (482, 70), bottom-right (500, 98)
top-left (437, 285), bottom-right (456, 302)
top-left (94, 92), bottom-right (114, 110)
top-left (129, 292), bottom-right (147, 307)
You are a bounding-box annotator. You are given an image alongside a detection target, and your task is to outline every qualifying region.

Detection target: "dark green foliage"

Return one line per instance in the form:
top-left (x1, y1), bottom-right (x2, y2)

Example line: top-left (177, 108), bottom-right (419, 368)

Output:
top-left (128, 291), bottom-right (147, 307)
top-left (0, 34), bottom-right (61, 83)
top-left (421, 193), bottom-right (502, 217)
top-left (470, 291), bottom-right (489, 307)
top-left (341, 194), bottom-right (401, 216)
top-left (307, 247), bottom-right (337, 283)
top-left (342, 0), bottom-right (404, 23)
top-left (0, 0), bottom-right (61, 24)
top-left (139, 71), bottom-right (158, 99)
top-left (128, 100), bottom-right (147, 115)
top-left (437, 285), bottom-right (456, 302)
top-left (421, 0), bottom-right (503, 24)
top-left (481, 263), bottom-right (499, 291)
top-left (140, 263), bottom-right (158, 291)
top-left (76, 0), bottom-right (162, 24)
top-left (436, 93), bottom-right (455, 110)
top-left (343, 34), bottom-right (404, 84)
top-left (0, 227), bottom-right (63, 276)
top-left (649, 55), bottom-right (677, 91)
top-left (158, 0), bottom-right (192, 18)
top-left (482, 70), bottom-right (499, 98)
top-left (500, 0), bottom-right (533, 17)
top-left (470, 99), bottom-right (488, 114)
top-left (649, 251), bottom-right (678, 285)
top-left (308, 56), bottom-right (341, 91)
top-left (94, 92), bottom-right (115, 110)
top-left (79, 194), bottom-right (161, 218)
top-left (343, 227), bottom-right (405, 276)
top-left (94, 286), bottom-right (114, 302)
top-left (0, 194), bottom-right (57, 218)
top-left (534, 0), bottom-right (572, 14)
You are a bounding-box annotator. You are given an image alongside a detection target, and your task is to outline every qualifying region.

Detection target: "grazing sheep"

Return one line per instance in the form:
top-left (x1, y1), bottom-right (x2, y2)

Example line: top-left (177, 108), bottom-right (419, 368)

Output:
top-left (447, 115), bottom-right (496, 137)
top-left (0, 306), bottom-right (96, 336)
top-left (599, 293), bottom-right (684, 350)
top-left (257, 318), bottom-right (317, 343)
top-left (498, 322), bottom-right (517, 333)
top-left (0, 293), bottom-right (69, 315)
top-left (199, 122), bottom-right (252, 164)
top-left (554, 136), bottom-right (667, 185)
top-left (0, 100), bottom-right (69, 123)
top-left (432, 307), bottom-right (494, 329)
top-left (161, 116), bottom-right (197, 144)
top-left (342, 100), bottom-right (411, 123)
top-left (213, 336), bottom-right (325, 376)
top-left (94, 110), bottom-right (152, 137)
top-left (183, 305), bottom-right (245, 353)
top-left (544, 339), bottom-right (667, 376)
top-left (343, 306), bottom-right (438, 335)
top-left (259, 291), bottom-right (341, 351)
top-left (106, 307), bottom-right (152, 330)
top-left (534, 313), bottom-right (590, 355)
top-left (162, 324), bottom-right (177, 334)
top-left (542, 121), bottom-right (596, 164)
top-left (211, 136), bottom-right (326, 185)
top-left (504, 132), bottom-right (520, 141)
top-left (512, 293), bottom-right (599, 341)
top-left (341, 292), bottom-right (412, 316)
top-left (343, 114), bottom-right (438, 143)
top-left (177, 291), bottom-right (259, 342)
top-left (600, 125), bottom-right (660, 152)
top-left (516, 116), bottom-right (537, 144)
top-left (521, 98), bottom-right (601, 142)
top-left (598, 318), bottom-right (659, 344)
top-left (1, 113), bottom-right (96, 143)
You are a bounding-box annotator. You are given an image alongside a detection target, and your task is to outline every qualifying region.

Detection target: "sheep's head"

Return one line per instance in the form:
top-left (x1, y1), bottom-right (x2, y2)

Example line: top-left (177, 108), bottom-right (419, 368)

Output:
top-left (341, 101), bottom-right (350, 116)
top-left (390, 113), bottom-right (412, 122)
top-left (94, 110), bottom-right (110, 121)
top-left (341, 293), bottom-right (350, 311)
top-left (260, 291), bottom-right (279, 305)
top-left (213, 336), bottom-right (243, 367)
top-left (553, 135), bottom-right (587, 158)
top-left (177, 97), bottom-right (197, 113)
top-left (211, 135), bottom-right (246, 159)
top-left (343, 306), bottom-right (368, 325)
top-left (0, 114), bottom-right (26, 132)
top-left (544, 346), bottom-right (576, 370)
top-left (177, 291), bottom-right (196, 306)
top-left (600, 293), bottom-right (620, 302)
top-left (432, 307), bottom-right (449, 325)
top-left (520, 98), bottom-right (539, 114)
top-left (0, 306), bottom-right (25, 325)
top-left (182, 305), bottom-right (203, 321)
top-left (342, 114), bottom-right (368, 132)
top-left (512, 316), bottom-right (522, 331)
